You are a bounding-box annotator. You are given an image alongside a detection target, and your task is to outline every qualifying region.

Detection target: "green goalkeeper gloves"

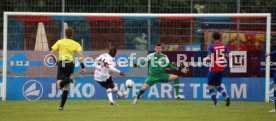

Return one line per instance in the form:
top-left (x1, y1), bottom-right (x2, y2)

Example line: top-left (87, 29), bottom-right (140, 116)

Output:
top-left (178, 67), bottom-right (189, 74)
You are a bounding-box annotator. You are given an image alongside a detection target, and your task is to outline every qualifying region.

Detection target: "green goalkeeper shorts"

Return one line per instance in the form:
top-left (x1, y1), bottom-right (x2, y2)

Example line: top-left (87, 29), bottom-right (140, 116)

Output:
top-left (144, 73), bottom-right (170, 86)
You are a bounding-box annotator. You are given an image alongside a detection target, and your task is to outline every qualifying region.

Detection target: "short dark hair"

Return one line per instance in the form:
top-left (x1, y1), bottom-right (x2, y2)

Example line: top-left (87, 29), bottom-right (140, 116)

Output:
top-left (108, 47), bottom-right (117, 57)
top-left (65, 28), bottom-right (74, 38)
top-left (212, 32), bottom-right (220, 40)
top-left (156, 43), bottom-right (163, 47)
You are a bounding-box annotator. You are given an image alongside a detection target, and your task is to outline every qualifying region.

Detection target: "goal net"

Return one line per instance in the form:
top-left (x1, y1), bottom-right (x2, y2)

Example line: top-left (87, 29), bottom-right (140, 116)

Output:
top-left (1, 12), bottom-right (272, 102)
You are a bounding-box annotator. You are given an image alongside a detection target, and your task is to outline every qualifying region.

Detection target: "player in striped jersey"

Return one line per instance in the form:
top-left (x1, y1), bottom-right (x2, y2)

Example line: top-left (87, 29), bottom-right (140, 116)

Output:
top-left (203, 32), bottom-right (230, 107)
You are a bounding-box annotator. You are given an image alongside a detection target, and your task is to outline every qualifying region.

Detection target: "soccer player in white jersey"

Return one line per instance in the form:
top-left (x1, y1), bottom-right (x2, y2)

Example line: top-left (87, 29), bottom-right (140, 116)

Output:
top-left (92, 47), bottom-right (127, 106)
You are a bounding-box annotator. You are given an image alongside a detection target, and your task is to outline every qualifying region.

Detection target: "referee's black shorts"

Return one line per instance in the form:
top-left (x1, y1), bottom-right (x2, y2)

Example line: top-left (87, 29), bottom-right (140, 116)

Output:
top-left (57, 60), bottom-right (74, 80)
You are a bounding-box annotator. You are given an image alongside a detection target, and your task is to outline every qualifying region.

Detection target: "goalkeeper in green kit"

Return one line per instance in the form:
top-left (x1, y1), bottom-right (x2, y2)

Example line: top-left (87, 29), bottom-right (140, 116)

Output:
top-left (133, 43), bottom-right (189, 104)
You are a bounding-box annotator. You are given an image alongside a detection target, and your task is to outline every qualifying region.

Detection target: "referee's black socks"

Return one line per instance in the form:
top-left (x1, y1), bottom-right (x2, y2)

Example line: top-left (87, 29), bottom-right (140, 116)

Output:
top-left (60, 90), bottom-right (69, 108)
top-left (59, 77), bottom-right (71, 89)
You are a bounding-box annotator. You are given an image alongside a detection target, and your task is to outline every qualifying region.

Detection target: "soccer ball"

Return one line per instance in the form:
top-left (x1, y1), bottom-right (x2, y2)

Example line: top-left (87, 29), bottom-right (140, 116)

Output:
top-left (125, 79), bottom-right (134, 88)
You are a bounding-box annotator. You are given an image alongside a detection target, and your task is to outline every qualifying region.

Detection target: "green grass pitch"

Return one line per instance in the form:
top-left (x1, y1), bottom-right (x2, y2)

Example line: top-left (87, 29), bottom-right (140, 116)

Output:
top-left (0, 100), bottom-right (275, 121)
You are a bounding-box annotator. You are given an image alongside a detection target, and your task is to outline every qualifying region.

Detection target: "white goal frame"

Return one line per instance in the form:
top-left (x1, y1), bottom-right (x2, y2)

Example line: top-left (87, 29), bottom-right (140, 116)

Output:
top-left (2, 12), bottom-right (271, 102)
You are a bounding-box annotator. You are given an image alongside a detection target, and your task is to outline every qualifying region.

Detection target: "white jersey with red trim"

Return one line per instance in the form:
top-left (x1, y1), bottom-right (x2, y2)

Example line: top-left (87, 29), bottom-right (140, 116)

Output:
top-left (92, 53), bottom-right (121, 82)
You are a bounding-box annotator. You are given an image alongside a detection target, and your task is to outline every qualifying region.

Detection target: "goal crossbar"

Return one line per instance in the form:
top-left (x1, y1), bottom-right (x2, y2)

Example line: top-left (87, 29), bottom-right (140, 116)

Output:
top-left (2, 12), bottom-right (271, 102)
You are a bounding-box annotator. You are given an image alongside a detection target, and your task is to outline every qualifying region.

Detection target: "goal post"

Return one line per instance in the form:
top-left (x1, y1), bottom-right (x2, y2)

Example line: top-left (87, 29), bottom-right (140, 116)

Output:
top-left (2, 12), bottom-right (271, 101)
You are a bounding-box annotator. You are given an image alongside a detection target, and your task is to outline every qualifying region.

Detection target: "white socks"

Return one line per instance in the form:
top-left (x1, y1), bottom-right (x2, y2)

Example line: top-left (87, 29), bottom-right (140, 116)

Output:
top-left (106, 88), bottom-right (114, 102)
top-left (112, 87), bottom-right (123, 97)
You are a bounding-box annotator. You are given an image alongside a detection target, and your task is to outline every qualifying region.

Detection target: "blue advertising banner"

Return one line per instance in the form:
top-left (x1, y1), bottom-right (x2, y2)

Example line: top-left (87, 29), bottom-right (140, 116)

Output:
top-left (6, 77), bottom-right (265, 102)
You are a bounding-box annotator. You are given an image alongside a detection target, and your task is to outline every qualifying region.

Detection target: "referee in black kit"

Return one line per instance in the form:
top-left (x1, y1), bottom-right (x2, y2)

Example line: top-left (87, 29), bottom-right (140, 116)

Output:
top-left (49, 27), bottom-right (85, 110)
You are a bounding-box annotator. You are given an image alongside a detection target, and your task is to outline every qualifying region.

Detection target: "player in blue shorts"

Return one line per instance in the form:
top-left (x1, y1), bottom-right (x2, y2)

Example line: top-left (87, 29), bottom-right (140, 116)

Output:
top-left (203, 32), bottom-right (230, 107)
top-left (266, 50), bottom-right (276, 112)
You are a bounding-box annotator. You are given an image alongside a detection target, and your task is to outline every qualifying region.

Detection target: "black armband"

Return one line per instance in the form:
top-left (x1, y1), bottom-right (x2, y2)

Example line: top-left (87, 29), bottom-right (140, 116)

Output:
top-left (80, 63), bottom-right (85, 69)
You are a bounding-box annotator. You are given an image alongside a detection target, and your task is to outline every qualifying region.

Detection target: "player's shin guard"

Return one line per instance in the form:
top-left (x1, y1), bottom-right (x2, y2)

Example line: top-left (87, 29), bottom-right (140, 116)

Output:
top-left (60, 90), bottom-right (68, 108)
top-left (106, 88), bottom-right (114, 102)
top-left (137, 90), bottom-right (145, 99)
top-left (217, 87), bottom-right (227, 98)
top-left (174, 78), bottom-right (180, 96)
top-left (209, 88), bottom-right (217, 104)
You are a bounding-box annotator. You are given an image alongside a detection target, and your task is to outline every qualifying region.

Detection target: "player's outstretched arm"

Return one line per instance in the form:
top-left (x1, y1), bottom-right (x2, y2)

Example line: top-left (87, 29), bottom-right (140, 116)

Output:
top-left (77, 51), bottom-right (85, 73)
top-left (48, 49), bottom-right (57, 63)
top-left (49, 41), bottom-right (59, 63)
top-left (179, 66), bottom-right (189, 74)
top-left (77, 51), bottom-right (84, 63)
top-left (167, 63), bottom-right (189, 74)
top-left (50, 49), bottom-right (56, 55)
top-left (167, 63), bottom-right (178, 71)
top-left (204, 44), bottom-right (213, 61)
top-left (203, 55), bottom-right (211, 62)
top-left (109, 65), bottom-right (125, 76)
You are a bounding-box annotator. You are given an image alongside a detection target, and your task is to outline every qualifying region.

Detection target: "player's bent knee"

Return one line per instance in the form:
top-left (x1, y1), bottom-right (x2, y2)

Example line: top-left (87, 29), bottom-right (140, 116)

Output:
top-left (208, 85), bottom-right (214, 89)
top-left (57, 80), bottom-right (61, 85)
top-left (63, 85), bottom-right (69, 90)
top-left (57, 80), bottom-right (62, 88)
top-left (169, 74), bottom-right (178, 80)
top-left (141, 84), bottom-right (149, 90)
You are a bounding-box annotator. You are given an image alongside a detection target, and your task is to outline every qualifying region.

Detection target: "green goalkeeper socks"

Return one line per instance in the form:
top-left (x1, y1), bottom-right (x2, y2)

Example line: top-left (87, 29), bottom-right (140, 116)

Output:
top-left (137, 90), bottom-right (145, 99)
top-left (174, 78), bottom-right (180, 96)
